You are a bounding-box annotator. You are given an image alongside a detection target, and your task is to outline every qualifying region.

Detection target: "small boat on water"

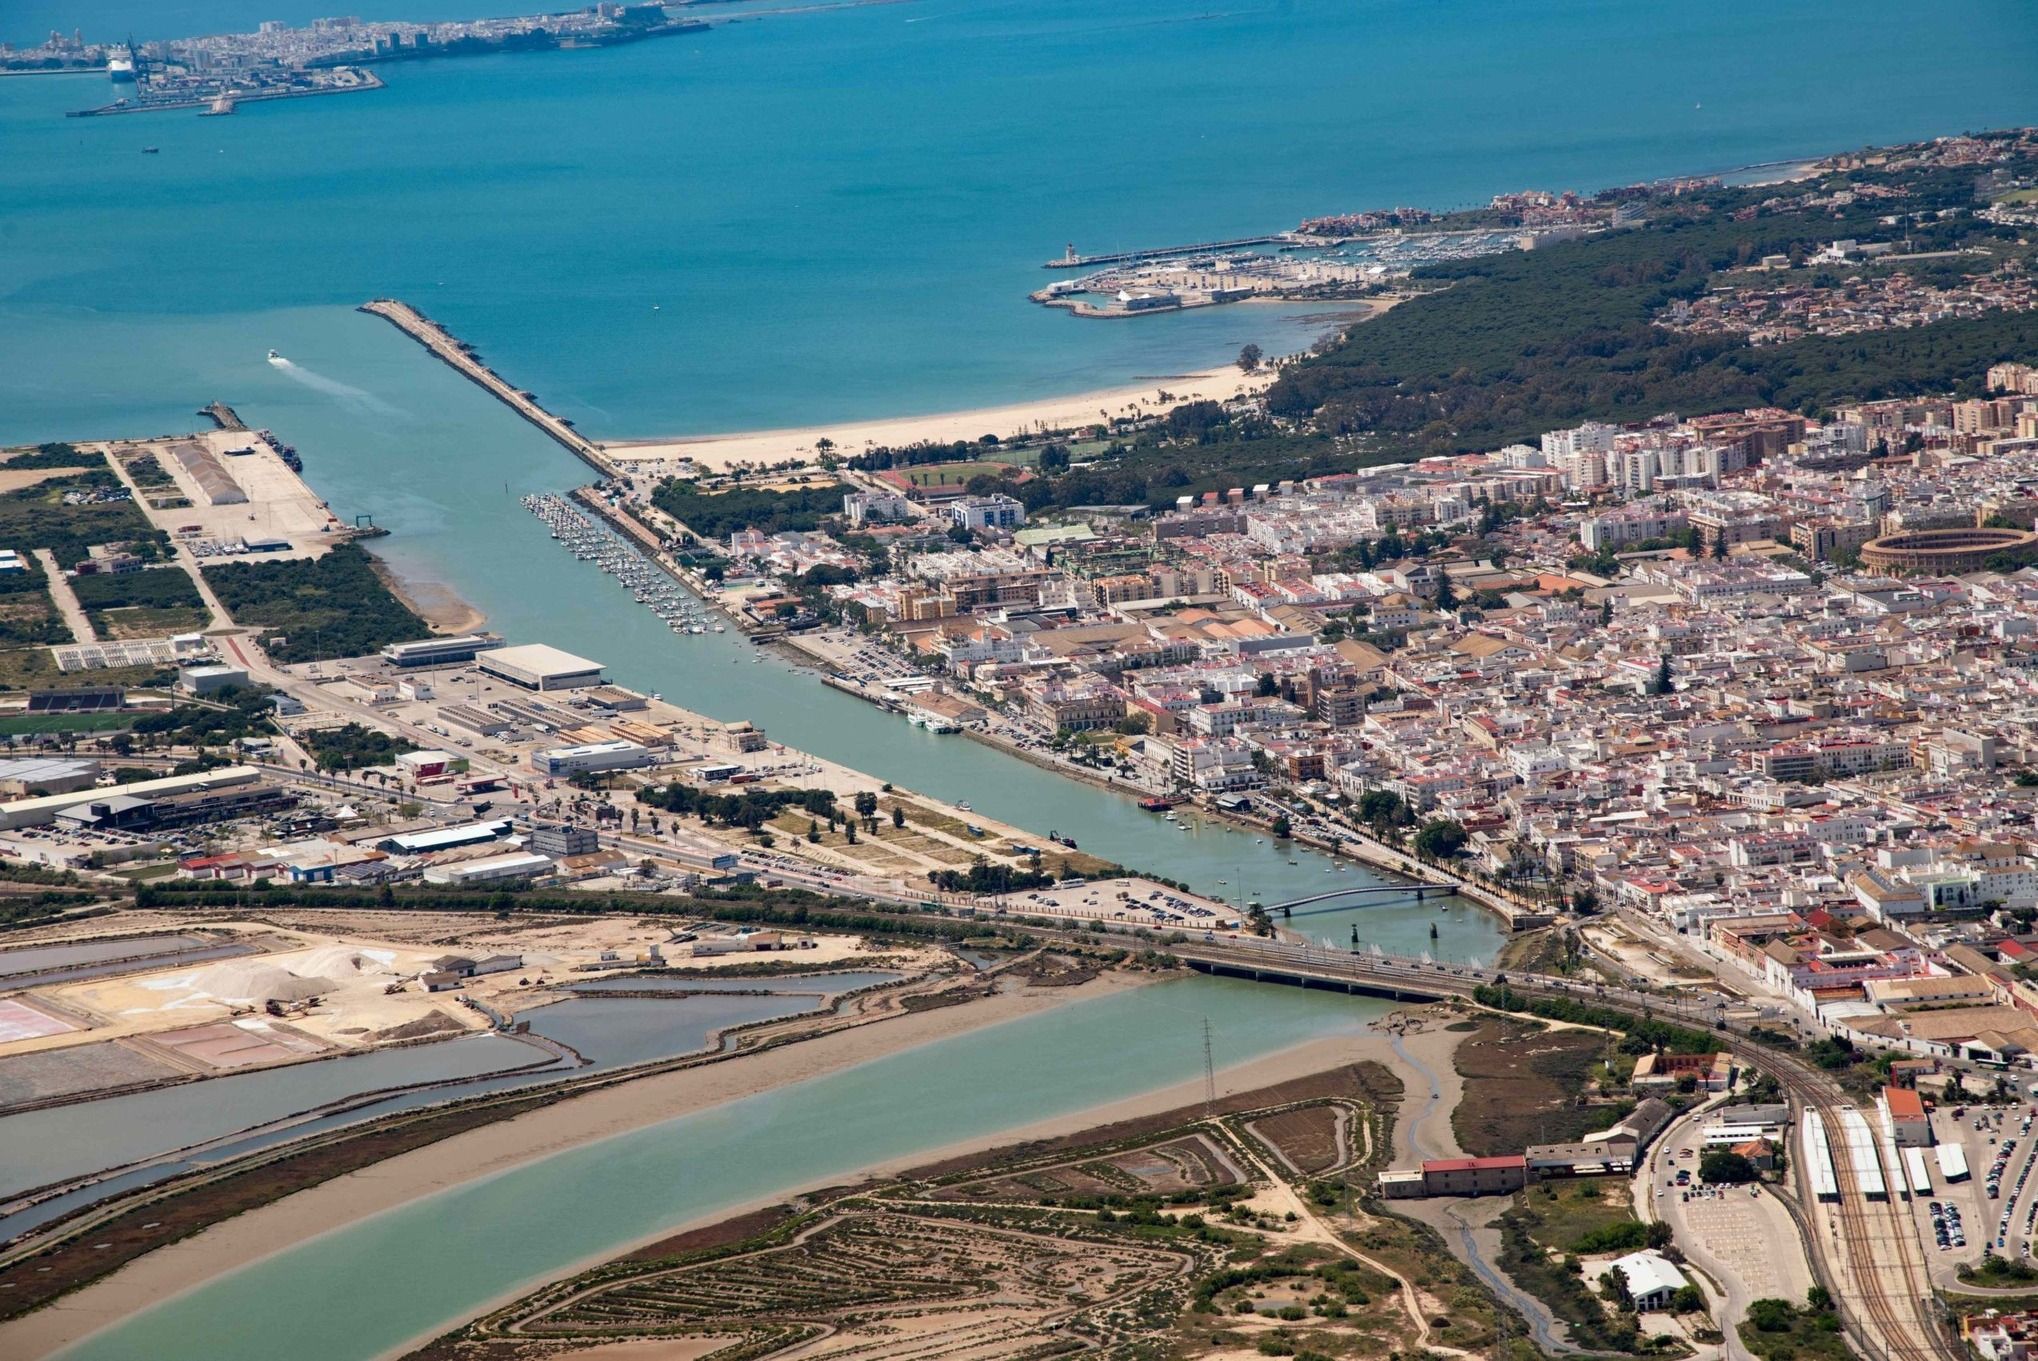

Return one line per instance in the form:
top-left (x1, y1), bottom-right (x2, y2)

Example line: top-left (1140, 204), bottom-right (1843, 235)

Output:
top-left (266, 349), bottom-right (281, 361)
top-left (141, 146), bottom-right (158, 154)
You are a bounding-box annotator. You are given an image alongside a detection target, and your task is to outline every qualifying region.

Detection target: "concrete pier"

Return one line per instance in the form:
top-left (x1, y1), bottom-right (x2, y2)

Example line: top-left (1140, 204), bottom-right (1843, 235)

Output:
top-left (359, 299), bottom-right (617, 478)
top-left (1043, 234), bottom-right (1290, 269)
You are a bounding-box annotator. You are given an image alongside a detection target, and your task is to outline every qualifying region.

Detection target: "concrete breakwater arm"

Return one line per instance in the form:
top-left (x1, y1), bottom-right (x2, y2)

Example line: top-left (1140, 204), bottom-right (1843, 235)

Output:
top-left (358, 299), bottom-right (617, 479)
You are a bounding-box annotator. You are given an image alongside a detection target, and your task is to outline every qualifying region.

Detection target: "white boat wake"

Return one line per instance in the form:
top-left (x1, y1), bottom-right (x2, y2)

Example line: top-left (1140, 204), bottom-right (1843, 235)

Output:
top-left (265, 353), bottom-right (400, 414)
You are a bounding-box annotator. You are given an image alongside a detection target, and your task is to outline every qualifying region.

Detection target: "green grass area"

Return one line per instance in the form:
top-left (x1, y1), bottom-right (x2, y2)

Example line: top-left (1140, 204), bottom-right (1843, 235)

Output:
top-left (113, 450), bottom-right (178, 490)
top-left (1453, 1018), bottom-right (1621, 1155)
top-left (0, 442), bottom-right (101, 472)
top-left (202, 544), bottom-right (428, 663)
top-left (1958, 1253), bottom-right (2038, 1289)
top-left (70, 567), bottom-right (204, 612)
top-left (105, 862), bottom-right (184, 882)
top-left (1740, 1298), bottom-right (1847, 1361)
top-left (301, 722), bottom-right (418, 772)
top-left (0, 648), bottom-right (175, 695)
top-left (89, 605), bottom-right (212, 640)
top-left (0, 712), bottom-right (135, 736)
top-left (0, 582), bottom-right (69, 648)
top-left (894, 453), bottom-right (1040, 488)
top-left (1514, 1180), bottom-right (1653, 1254)
top-left (1497, 1199), bottom-right (1644, 1353)
top-left (650, 481), bottom-right (844, 541)
top-left (0, 470), bottom-right (168, 570)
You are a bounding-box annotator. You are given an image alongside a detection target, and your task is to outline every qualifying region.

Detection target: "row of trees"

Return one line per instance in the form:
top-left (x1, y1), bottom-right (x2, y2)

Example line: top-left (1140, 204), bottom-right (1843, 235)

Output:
top-left (637, 781), bottom-right (837, 830)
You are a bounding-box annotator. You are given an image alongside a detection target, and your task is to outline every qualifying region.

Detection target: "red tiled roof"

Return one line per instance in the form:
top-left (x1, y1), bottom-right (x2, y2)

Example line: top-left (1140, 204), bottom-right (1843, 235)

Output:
top-left (1422, 1156), bottom-right (1527, 1173)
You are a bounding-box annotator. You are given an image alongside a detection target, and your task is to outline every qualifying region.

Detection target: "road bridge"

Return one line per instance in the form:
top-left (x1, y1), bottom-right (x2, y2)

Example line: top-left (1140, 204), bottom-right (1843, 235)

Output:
top-left (1268, 883), bottom-right (1449, 916)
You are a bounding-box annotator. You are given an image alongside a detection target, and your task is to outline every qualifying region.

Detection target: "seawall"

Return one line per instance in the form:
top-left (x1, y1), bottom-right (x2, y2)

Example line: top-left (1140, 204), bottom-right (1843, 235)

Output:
top-left (359, 299), bottom-right (617, 479)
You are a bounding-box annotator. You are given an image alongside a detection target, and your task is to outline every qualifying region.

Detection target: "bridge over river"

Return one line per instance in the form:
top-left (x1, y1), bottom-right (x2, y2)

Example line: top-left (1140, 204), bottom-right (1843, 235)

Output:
top-left (1163, 933), bottom-right (1731, 1022)
top-left (1264, 882), bottom-right (1451, 917)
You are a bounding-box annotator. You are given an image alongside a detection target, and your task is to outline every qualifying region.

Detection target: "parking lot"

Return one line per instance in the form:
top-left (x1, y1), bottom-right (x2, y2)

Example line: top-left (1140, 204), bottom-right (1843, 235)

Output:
top-left (1644, 1126), bottom-right (1814, 1333)
top-left (1680, 1182), bottom-right (1810, 1310)
top-left (991, 877), bottom-right (1245, 933)
top-left (1910, 1100), bottom-right (2028, 1283)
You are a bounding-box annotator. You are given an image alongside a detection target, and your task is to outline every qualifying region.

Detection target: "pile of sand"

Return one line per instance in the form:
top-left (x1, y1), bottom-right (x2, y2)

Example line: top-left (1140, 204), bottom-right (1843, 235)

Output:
top-left (175, 960), bottom-right (329, 1007)
top-left (293, 945), bottom-right (402, 981)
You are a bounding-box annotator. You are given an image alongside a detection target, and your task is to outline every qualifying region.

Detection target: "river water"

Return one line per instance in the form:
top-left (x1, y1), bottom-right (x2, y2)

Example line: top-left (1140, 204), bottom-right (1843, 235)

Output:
top-left (4, 0), bottom-right (2031, 956)
top-left (6, 5), bottom-right (2032, 1351)
top-left (0, 978), bottom-right (889, 1232)
top-left (0, 1031), bottom-right (540, 1199)
top-left (55, 975), bottom-right (1388, 1361)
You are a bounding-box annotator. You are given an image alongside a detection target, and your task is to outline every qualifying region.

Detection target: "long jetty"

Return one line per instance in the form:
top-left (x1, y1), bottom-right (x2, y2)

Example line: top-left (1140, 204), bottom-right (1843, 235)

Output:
top-left (359, 298), bottom-right (616, 478)
top-left (1043, 234), bottom-right (1291, 270)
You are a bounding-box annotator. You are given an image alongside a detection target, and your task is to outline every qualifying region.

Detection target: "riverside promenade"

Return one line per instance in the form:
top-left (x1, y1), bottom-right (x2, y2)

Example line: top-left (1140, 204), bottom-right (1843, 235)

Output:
top-left (359, 299), bottom-right (617, 478)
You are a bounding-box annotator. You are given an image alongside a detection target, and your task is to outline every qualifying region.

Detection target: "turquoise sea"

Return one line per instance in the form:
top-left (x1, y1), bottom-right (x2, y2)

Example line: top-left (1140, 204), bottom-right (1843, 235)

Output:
top-left (0, 10), bottom-right (2032, 1356)
top-left (0, 0), bottom-right (2034, 952)
top-left (4, 0), bottom-right (2036, 443)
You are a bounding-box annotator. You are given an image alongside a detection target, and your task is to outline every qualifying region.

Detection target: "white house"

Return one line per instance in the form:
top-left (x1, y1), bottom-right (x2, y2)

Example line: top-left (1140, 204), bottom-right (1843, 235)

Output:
top-left (1611, 1251), bottom-right (1690, 1311)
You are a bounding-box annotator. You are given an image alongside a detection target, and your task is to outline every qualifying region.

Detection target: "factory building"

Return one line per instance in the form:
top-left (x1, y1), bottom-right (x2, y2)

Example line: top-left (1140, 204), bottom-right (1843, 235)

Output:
top-left (1610, 1252), bottom-right (1689, 1311)
top-left (531, 740), bottom-right (654, 776)
top-left (394, 750), bottom-right (464, 779)
top-left (377, 820), bottom-right (512, 855)
top-left (1380, 1154), bottom-right (1528, 1198)
top-left (529, 823), bottom-right (599, 857)
top-left (0, 757), bottom-right (99, 798)
top-left (476, 643), bottom-right (606, 691)
top-left (422, 852), bottom-right (553, 886)
top-left (53, 782), bottom-right (293, 832)
top-left (179, 664), bottom-right (251, 695)
top-left (440, 704), bottom-right (512, 737)
top-left (382, 634), bottom-right (503, 668)
top-left (1883, 1085), bottom-right (1934, 1148)
top-left (0, 766), bottom-right (267, 830)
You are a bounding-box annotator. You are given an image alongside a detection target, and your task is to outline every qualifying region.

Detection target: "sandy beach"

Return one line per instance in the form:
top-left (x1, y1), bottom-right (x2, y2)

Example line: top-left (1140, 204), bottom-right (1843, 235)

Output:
top-left (365, 555), bottom-right (488, 635)
top-left (599, 364), bottom-right (1276, 473)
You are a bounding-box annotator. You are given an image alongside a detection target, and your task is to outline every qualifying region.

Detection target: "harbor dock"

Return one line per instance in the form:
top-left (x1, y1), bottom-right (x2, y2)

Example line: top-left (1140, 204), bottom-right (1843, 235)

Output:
top-left (359, 298), bottom-right (617, 479)
top-left (1043, 235), bottom-right (1291, 269)
top-left (198, 401), bottom-right (247, 432)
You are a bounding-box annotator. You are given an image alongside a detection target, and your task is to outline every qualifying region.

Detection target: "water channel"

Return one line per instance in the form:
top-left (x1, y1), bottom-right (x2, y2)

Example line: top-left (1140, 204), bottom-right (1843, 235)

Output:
top-left (108, 307), bottom-right (1509, 967)
top-left (56, 975), bottom-right (1391, 1361)
top-left (0, 979), bottom-right (895, 1236)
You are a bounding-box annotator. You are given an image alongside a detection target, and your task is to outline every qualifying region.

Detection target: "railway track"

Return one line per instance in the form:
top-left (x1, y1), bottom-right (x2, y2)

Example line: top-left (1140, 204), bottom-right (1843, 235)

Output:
top-left (1161, 938), bottom-right (1963, 1361)
top-left (1763, 1074), bottom-right (1957, 1361)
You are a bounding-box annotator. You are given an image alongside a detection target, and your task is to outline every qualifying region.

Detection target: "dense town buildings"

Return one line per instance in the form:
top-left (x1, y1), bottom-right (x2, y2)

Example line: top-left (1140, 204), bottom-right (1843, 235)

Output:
top-left (703, 358), bottom-right (2038, 1061)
